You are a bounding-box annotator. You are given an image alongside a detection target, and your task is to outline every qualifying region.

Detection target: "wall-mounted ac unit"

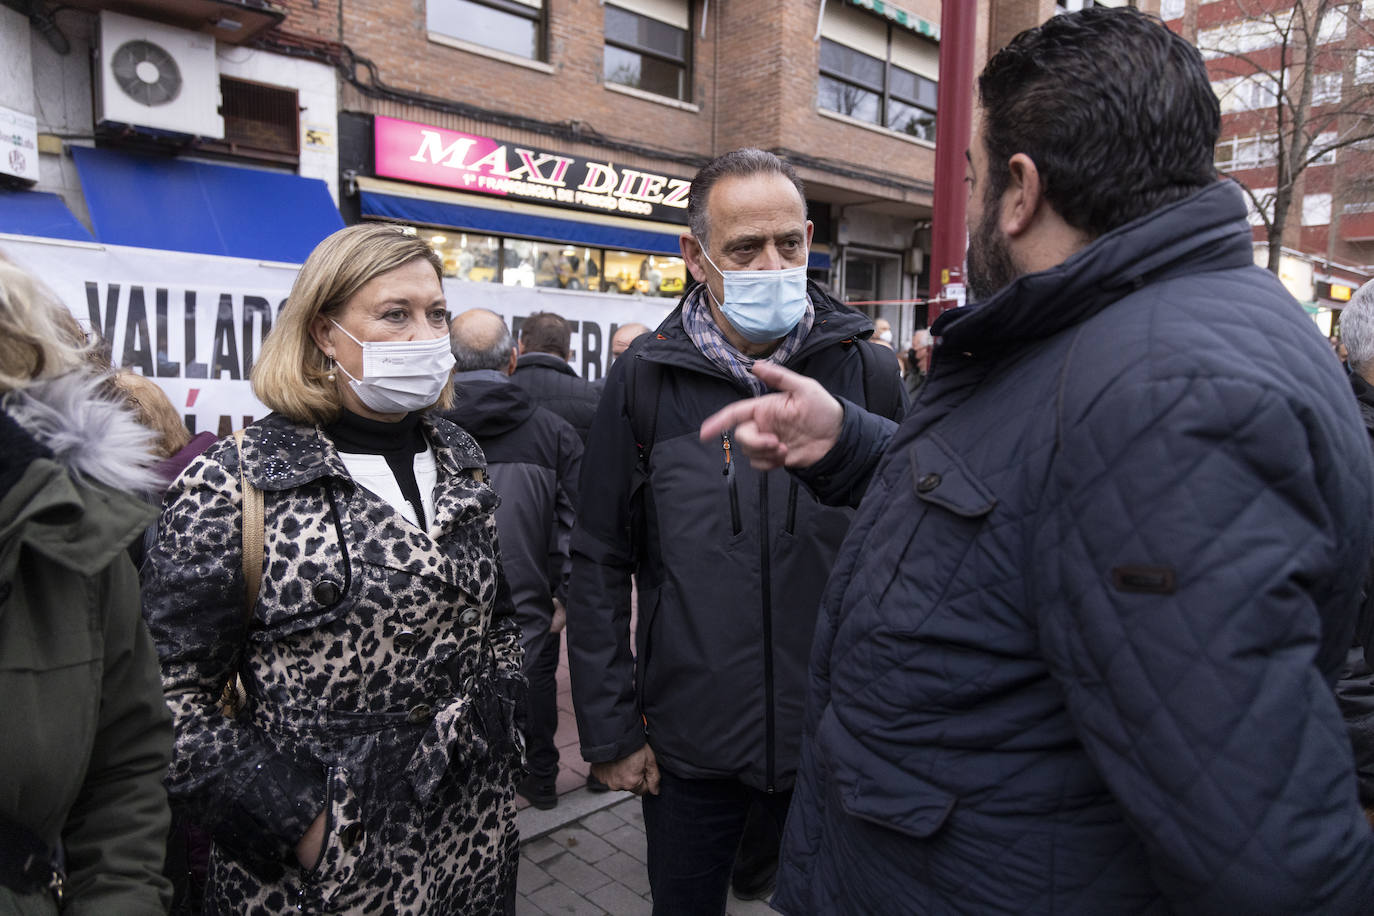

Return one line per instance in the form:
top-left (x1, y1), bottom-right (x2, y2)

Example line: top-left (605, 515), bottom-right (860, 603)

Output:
top-left (95, 11), bottom-right (224, 139)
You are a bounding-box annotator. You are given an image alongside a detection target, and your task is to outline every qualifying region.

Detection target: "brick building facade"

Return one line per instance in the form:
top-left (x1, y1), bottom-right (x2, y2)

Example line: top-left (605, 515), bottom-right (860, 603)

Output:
top-left (294, 0), bottom-right (964, 334)
top-left (1163, 0), bottom-right (1374, 324)
top-left (3, 0), bottom-right (1176, 352)
top-left (1, 0), bottom-right (987, 345)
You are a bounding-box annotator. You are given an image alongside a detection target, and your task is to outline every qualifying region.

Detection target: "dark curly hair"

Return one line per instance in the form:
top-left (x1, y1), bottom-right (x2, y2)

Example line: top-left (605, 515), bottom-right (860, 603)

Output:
top-left (978, 7), bottom-right (1220, 239)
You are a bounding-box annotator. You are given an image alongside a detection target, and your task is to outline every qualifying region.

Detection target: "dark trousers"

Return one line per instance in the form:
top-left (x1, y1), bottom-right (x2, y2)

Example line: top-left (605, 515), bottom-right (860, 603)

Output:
top-left (524, 629), bottom-right (561, 781)
top-left (642, 768), bottom-right (791, 916)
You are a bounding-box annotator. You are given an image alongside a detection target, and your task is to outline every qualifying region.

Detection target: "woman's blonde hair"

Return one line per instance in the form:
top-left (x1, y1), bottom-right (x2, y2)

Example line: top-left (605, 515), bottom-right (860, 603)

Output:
top-left (251, 224), bottom-right (451, 424)
top-left (110, 371), bottom-right (192, 458)
top-left (0, 256), bottom-right (92, 392)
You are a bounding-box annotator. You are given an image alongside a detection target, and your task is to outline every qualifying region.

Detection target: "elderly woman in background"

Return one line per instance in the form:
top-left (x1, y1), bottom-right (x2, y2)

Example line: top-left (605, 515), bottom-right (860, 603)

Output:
top-left (141, 224), bottom-right (524, 915)
top-left (110, 370), bottom-right (218, 488)
top-left (0, 257), bottom-right (173, 912)
top-left (110, 371), bottom-right (218, 577)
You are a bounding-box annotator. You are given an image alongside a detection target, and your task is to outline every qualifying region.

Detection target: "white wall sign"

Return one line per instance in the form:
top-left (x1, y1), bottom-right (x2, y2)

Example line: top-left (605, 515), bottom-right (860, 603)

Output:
top-left (0, 104), bottom-right (39, 182)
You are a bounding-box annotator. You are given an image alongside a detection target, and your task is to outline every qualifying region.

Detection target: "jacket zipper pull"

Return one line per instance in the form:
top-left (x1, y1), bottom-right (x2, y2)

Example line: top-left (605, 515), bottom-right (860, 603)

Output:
top-left (721, 431), bottom-right (732, 476)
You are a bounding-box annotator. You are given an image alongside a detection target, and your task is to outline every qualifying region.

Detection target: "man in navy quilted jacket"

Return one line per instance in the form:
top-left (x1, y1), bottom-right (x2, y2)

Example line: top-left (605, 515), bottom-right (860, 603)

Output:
top-left (703, 8), bottom-right (1374, 914)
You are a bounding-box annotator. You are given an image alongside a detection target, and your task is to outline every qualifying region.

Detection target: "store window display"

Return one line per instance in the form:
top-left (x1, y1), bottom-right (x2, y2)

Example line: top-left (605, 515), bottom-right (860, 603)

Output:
top-left (426, 232), bottom-right (502, 282)
top-left (601, 251), bottom-right (686, 296)
top-left (413, 228), bottom-right (688, 297)
top-left (508, 241), bottom-right (602, 290)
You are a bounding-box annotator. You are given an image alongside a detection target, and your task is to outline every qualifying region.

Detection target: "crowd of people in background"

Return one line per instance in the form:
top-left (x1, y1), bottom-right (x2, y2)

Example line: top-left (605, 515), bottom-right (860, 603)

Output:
top-left (8, 7), bottom-right (1374, 916)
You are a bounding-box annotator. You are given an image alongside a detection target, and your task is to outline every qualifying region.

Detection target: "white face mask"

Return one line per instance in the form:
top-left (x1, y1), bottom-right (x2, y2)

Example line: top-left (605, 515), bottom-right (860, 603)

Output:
top-left (700, 247), bottom-right (810, 344)
top-left (330, 320), bottom-right (455, 413)
top-left (878, 330), bottom-right (893, 343)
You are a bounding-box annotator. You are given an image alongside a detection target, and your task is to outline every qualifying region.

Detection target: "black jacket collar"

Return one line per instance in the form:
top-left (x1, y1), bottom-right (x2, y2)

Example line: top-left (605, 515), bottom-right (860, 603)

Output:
top-left (447, 372), bottom-right (538, 437)
top-left (1351, 373), bottom-right (1374, 435)
top-left (516, 352), bottom-right (579, 377)
top-left (934, 181), bottom-right (1253, 355)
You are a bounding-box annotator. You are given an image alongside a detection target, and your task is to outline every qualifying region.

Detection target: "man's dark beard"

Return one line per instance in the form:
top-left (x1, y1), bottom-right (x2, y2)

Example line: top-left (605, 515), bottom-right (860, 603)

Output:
top-left (966, 202), bottom-right (1019, 303)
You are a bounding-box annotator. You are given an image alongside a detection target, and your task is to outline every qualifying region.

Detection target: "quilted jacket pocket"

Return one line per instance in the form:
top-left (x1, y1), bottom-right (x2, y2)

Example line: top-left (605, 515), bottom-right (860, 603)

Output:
top-left (910, 434), bottom-right (997, 518)
top-left (826, 713), bottom-right (957, 839)
top-left (868, 433), bottom-right (997, 634)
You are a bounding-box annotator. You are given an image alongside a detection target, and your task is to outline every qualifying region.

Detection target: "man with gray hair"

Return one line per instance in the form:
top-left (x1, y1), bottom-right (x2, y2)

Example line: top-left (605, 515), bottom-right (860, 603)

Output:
top-left (567, 148), bottom-right (906, 911)
top-left (1339, 280), bottom-right (1374, 430)
top-left (1337, 278), bottom-right (1374, 820)
top-left (592, 323), bottom-right (650, 393)
top-left (443, 308), bottom-right (583, 810)
top-left (903, 327), bottom-right (933, 399)
top-left (611, 322), bottom-right (650, 362)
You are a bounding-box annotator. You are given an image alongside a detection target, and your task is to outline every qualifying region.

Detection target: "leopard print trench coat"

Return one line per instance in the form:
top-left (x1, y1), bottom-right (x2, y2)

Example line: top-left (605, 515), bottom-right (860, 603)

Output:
top-left (142, 412), bottom-right (524, 915)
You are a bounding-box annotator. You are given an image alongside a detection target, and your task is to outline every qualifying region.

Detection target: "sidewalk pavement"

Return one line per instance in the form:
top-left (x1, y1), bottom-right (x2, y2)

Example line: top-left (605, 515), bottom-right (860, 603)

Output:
top-left (513, 628), bottom-right (775, 915)
top-left (516, 796), bottom-right (774, 916)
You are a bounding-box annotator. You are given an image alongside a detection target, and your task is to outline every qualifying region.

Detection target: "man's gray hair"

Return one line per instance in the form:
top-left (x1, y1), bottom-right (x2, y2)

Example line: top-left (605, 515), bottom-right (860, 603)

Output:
top-left (450, 312), bottom-right (515, 372)
top-left (687, 148), bottom-right (807, 250)
top-left (1342, 279), bottom-right (1374, 375)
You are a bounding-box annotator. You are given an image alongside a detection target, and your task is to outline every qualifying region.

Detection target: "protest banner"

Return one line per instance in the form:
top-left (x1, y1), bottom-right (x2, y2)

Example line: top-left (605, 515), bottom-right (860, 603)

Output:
top-left (2, 233), bottom-right (673, 435)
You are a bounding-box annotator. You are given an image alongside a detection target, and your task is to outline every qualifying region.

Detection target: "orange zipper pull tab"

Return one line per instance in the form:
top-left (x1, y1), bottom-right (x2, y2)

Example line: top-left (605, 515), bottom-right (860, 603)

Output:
top-left (721, 431), bottom-right (732, 476)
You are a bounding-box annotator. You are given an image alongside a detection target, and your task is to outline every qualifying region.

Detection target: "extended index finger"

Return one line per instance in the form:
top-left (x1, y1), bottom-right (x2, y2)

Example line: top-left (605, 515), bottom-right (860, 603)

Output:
top-left (700, 398), bottom-right (763, 442)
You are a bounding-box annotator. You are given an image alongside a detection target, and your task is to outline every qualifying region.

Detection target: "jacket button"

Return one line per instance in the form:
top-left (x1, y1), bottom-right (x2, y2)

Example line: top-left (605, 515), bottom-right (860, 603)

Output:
top-left (339, 823), bottom-right (364, 850)
top-left (408, 703), bottom-right (433, 724)
top-left (917, 472), bottom-right (942, 493)
top-left (313, 580), bottom-right (342, 606)
top-left (393, 630), bottom-right (418, 651)
top-left (459, 609), bottom-right (480, 627)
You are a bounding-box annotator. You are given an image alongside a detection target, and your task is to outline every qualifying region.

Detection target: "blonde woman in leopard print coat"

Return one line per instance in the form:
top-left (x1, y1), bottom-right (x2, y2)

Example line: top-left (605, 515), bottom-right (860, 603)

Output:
top-left (141, 225), bottom-right (524, 915)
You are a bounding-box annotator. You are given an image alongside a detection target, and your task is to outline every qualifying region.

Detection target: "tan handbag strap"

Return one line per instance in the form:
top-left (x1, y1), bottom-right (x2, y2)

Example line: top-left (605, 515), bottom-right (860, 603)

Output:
top-left (232, 430), bottom-right (264, 618)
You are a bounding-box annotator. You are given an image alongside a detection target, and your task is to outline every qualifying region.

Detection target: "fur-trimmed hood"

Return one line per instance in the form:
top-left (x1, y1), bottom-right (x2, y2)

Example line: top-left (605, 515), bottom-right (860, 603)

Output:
top-left (2, 372), bottom-right (162, 496)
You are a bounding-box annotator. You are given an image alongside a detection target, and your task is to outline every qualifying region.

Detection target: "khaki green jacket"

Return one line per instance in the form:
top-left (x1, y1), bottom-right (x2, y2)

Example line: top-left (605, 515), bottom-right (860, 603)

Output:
top-left (0, 395), bottom-right (173, 915)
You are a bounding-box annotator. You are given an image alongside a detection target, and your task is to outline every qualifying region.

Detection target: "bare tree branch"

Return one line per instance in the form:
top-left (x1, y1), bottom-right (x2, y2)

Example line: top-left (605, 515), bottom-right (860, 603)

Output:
top-left (1205, 0), bottom-right (1374, 273)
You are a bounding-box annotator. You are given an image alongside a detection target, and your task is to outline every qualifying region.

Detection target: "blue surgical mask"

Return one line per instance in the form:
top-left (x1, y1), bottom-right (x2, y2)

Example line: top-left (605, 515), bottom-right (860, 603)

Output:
top-left (700, 247), bottom-right (810, 344)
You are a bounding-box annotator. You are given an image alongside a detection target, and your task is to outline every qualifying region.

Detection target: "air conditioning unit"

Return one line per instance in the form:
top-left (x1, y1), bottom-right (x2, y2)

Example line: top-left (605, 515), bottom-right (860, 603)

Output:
top-left (95, 11), bottom-right (224, 139)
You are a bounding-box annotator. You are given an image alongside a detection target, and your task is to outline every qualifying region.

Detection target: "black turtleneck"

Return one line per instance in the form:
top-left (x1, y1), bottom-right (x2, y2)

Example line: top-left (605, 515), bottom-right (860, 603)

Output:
top-left (325, 409), bottom-right (429, 528)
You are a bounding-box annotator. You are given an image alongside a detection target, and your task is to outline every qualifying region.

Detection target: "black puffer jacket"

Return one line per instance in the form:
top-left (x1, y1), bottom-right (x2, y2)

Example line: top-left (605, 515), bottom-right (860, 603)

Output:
top-left (510, 353), bottom-right (601, 444)
top-left (443, 370), bottom-right (582, 661)
top-left (567, 287), bottom-right (906, 792)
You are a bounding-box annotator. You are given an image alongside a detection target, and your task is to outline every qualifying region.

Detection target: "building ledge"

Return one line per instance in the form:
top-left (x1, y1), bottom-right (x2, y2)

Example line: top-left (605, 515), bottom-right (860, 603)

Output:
top-left (817, 108), bottom-right (936, 150)
top-left (427, 32), bottom-right (556, 75)
top-left (603, 81), bottom-right (700, 113)
top-left (1342, 208), bottom-right (1374, 242)
top-left (58, 0), bottom-right (283, 45)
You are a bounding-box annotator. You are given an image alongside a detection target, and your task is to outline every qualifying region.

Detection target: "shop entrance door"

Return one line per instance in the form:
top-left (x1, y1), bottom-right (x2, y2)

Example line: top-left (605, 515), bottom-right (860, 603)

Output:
top-left (842, 249), bottom-right (902, 304)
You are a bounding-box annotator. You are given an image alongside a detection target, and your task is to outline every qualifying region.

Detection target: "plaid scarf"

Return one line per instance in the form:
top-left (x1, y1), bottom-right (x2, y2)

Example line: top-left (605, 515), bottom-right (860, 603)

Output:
top-left (682, 285), bottom-right (815, 396)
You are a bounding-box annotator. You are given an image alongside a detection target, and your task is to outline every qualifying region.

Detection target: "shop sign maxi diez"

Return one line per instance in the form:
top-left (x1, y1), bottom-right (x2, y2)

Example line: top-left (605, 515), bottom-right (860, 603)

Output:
top-left (374, 116), bottom-right (692, 224)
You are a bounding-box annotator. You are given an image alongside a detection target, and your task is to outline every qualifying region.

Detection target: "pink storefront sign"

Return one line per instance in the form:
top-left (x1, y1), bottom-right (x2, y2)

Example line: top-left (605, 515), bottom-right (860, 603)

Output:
top-left (372, 115), bottom-right (691, 221)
